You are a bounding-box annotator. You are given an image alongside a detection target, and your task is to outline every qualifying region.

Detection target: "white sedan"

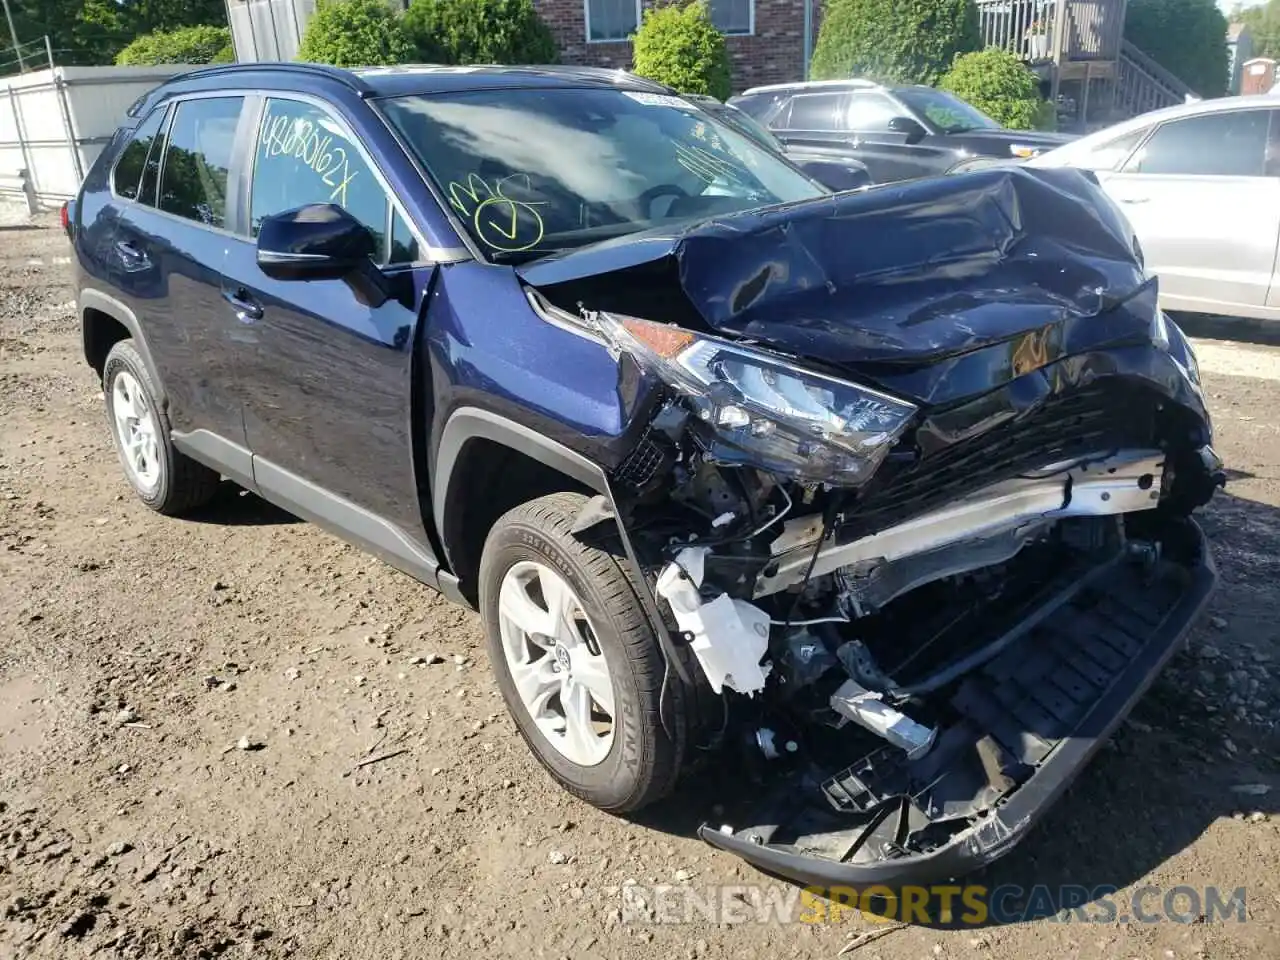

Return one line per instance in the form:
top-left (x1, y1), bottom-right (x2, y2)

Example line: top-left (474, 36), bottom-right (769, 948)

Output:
top-left (1027, 95), bottom-right (1280, 322)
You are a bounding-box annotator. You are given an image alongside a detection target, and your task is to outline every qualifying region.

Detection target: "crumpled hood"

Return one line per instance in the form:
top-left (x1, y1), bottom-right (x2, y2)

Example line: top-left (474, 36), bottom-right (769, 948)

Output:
top-left (519, 167), bottom-right (1170, 406)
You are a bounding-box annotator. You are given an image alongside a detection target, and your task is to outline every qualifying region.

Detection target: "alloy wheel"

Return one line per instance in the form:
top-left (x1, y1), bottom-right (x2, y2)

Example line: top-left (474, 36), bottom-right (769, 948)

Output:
top-left (110, 370), bottom-right (161, 492)
top-left (497, 560), bottom-right (616, 766)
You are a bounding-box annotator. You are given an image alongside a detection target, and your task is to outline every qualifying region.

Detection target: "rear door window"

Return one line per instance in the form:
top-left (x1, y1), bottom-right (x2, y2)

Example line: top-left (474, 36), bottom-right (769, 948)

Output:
top-left (157, 96), bottom-right (245, 228)
top-left (249, 98), bottom-right (392, 260)
top-left (1123, 110), bottom-right (1271, 177)
top-left (112, 107), bottom-right (167, 201)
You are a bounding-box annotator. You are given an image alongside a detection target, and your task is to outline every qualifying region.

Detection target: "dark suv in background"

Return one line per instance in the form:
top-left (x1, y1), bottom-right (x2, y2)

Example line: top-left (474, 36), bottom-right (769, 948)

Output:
top-left (730, 79), bottom-right (1071, 182)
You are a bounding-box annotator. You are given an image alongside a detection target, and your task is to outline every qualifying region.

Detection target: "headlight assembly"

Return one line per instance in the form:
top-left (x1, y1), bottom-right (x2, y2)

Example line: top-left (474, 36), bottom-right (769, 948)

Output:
top-left (593, 312), bottom-right (917, 484)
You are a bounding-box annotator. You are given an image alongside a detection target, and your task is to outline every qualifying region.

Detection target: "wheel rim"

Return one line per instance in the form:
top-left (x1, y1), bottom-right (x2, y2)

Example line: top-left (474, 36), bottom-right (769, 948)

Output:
top-left (497, 560), bottom-right (616, 767)
top-left (110, 371), bottom-right (161, 493)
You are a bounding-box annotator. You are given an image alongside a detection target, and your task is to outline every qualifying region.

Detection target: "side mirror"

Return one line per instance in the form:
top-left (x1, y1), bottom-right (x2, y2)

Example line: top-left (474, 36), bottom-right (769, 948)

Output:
top-left (257, 203), bottom-right (376, 282)
top-left (887, 116), bottom-right (927, 144)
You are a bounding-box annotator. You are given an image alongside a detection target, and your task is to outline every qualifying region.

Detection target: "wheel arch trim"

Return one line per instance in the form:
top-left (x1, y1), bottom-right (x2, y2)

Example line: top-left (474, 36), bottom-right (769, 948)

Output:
top-left (432, 407), bottom-right (691, 686)
top-left (79, 287), bottom-right (167, 404)
top-left (432, 407), bottom-right (609, 539)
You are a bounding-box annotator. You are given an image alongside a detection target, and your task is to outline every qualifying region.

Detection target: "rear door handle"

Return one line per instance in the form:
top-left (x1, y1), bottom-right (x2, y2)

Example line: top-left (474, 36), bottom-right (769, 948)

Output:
top-left (222, 288), bottom-right (264, 323)
top-left (1115, 195), bottom-right (1149, 204)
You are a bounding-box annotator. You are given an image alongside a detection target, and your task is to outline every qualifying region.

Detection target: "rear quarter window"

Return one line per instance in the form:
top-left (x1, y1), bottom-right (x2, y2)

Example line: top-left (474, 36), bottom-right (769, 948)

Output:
top-left (112, 107), bottom-right (167, 200)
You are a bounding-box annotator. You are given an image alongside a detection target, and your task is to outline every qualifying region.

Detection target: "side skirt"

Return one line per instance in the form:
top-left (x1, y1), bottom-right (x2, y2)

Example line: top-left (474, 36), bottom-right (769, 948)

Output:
top-left (170, 428), bottom-right (465, 607)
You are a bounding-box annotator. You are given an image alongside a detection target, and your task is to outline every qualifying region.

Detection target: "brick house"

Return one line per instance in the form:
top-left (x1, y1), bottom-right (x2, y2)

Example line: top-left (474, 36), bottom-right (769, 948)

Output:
top-left (534, 0), bottom-right (816, 93)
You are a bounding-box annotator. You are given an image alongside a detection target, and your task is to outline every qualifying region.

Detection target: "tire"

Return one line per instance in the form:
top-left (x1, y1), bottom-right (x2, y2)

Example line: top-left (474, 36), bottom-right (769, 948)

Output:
top-left (102, 339), bottom-right (220, 516)
top-left (479, 491), bottom-right (687, 813)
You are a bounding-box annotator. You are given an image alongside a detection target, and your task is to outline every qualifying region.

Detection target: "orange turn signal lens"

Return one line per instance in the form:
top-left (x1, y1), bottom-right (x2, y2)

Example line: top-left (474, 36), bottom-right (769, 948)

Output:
top-left (618, 316), bottom-right (697, 359)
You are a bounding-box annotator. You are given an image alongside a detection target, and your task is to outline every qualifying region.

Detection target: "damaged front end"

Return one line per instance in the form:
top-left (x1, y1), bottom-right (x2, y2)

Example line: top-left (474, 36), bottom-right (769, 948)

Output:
top-left (526, 166), bottom-right (1224, 884)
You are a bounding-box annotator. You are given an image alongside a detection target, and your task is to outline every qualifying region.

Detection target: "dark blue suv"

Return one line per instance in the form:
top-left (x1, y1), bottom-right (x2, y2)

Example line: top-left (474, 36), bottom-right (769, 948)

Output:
top-left (69, 62), bottom-right (1223, 887)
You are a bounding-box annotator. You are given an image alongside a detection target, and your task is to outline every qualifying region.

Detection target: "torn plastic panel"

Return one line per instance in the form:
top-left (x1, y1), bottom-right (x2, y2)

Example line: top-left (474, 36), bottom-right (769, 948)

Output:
top-left (524, 166), bottom-right (1225, 883)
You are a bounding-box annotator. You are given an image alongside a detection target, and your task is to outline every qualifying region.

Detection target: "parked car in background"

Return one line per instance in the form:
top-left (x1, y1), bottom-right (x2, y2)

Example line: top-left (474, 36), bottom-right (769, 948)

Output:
top-left (729, 79), bottom-right (1072, 183)
top-left (1029, 96), bottom-right (1280, 322)
top-left (683, 93), bottom-right (873, 192)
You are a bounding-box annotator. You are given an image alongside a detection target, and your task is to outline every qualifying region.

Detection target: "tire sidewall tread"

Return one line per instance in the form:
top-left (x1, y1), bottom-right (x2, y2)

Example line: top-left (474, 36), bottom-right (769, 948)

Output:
top-left (480, 492), bottom-right (684, 813)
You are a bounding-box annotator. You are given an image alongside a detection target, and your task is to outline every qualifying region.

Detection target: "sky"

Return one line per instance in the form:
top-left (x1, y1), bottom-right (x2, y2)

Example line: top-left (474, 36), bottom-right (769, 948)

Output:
top-left (1223, 0), bottom-right (1263, 14)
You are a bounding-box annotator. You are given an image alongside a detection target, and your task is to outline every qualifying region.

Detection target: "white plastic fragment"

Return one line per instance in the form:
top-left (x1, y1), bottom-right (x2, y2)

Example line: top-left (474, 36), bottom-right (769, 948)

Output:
top-left (655, 547), bottom-right (772, 696)
top-left (829, 678), bottom-right (936, 759)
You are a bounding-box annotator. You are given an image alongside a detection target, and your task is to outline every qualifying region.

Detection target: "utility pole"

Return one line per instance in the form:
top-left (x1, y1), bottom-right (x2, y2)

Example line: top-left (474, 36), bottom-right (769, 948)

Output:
top-left (2, 0), bottom-right (24, 71)
top-left (802, 0), bottom-right (812, 80)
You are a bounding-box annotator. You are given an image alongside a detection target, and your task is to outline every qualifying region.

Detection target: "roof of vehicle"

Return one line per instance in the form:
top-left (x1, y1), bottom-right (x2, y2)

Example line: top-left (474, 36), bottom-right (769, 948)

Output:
top-left (170, 62), bottom-right (674, 98)
top-left (1029, 92), bottom-right (1280, 165)
top-left (737, 79), bottom-right (882, 96)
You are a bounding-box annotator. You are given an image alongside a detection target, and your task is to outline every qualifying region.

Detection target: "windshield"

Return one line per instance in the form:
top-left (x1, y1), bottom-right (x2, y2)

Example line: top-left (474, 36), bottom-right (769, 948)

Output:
top-left (380, 88), bottom-right (825, 263)
top-left (894, 88), bottom-right (1002, 134)
top-left (697, 101), bottom-right (787, 154)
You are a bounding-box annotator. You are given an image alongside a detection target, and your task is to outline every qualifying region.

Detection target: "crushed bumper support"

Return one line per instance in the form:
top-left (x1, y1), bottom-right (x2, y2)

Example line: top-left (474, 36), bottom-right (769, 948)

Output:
top-left (697, 520), bottom-right (1216, 887)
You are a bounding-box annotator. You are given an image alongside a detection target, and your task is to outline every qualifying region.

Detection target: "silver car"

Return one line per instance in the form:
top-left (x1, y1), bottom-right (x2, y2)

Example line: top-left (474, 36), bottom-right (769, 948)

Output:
top-left (1028, 96), bottom-right (1280, 322)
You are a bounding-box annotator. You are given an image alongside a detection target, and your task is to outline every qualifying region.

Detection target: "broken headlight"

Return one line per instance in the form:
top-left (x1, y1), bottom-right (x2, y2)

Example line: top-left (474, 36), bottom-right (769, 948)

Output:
top-left (594, 312), bottom-right (917, 484)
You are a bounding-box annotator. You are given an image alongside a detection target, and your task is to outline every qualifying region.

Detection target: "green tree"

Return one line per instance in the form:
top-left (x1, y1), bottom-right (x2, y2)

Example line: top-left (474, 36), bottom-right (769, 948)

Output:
top-left (296, 0), bottom-right (415, 66)
top-left (116, 25), bottom-right (233, 66)
top-left (1125, 0), bottom-right (1229, 97)
top-left (939, 48), bottom-right (1054, 129)
top-left (631, 1), bottom-right (731, 100)
top-left (811, 0), bottom-right (980, 85)
top-left (0, 0), bottom-right (228, 68)
top-left (1233, 0), bottom-right (1280, 60)
top-left (403, 0), bottom-right (556, 64)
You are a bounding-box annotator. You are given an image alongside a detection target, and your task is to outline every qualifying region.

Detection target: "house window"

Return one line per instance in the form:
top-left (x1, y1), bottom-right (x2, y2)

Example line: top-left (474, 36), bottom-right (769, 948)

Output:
top-left (709, 0), bottom-right (752, 35)
top-left (586, 0), bottom-right (641, 41)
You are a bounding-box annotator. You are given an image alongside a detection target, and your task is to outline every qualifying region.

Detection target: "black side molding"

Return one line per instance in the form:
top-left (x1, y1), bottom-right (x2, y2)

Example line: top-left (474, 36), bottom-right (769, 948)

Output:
top-left (80, 288), bottom-right (168, 404)
top-left (254, 456), bottom-right (464, 606)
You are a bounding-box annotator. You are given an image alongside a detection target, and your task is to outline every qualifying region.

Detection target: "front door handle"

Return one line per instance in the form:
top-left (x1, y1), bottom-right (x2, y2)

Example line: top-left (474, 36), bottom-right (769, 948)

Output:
top-left (222, 288), bottom-right (264, 323)
top-left (1115, 195), bottom-right (1149, 204)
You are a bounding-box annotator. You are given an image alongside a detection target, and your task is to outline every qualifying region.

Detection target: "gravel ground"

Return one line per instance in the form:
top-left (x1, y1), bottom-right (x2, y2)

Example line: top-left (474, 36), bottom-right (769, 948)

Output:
top-left (2, 211), bottom-right (1278, 959)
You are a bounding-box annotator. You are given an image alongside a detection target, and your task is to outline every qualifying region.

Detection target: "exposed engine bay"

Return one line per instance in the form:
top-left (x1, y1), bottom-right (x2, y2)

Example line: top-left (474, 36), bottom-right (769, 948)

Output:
top-left (525, 166), bottom-right (1224, 882)
top-left (596, 375), bottom-right (1219, 880)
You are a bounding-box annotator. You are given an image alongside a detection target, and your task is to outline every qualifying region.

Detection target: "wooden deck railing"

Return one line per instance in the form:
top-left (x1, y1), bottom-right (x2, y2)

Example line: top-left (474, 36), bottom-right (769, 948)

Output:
top-left (974, 0), bottom-right (1127, 64)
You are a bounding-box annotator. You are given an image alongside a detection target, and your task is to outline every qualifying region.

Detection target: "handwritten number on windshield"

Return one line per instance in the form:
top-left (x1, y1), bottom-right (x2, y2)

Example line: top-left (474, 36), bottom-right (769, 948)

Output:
top-left (447, 173), bottom-right (545, 253)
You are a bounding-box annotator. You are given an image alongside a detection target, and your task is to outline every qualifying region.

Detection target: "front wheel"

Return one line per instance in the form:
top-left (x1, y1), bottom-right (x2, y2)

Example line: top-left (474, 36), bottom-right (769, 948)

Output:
top-left (479, 492), bottom-right (686, 812)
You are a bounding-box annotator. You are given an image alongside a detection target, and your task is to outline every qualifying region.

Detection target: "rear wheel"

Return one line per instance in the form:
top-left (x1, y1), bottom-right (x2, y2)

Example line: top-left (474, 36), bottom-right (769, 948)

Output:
top-left (103, 339), bottom-right (220, 515)
top-left (479, 492), bottom-right (687, 812)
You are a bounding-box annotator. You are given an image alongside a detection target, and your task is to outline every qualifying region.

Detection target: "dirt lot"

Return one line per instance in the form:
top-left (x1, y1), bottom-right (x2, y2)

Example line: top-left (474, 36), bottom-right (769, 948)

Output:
top-left (2, 210), bottom-right (1279, 960)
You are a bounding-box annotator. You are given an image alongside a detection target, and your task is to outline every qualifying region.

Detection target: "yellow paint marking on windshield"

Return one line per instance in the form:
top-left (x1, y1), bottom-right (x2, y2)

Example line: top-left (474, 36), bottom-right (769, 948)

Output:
top-left (447, 173), bottom-right (546, 253)
top-left (447, 173), bottom-right (495, 216)
top-left (474, 196), bottom-right (544, 252)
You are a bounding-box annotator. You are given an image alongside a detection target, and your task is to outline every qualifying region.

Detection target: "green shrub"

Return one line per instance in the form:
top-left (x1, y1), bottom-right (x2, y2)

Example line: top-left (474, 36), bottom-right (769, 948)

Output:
top-left (296, 0), bottom-right (415, 67)
top-left (632, 2), bottom-right (732, 101)
top-left (1125, 0), bottom-right (1229, 97)
top-left (811, 0), bottom-right (980, 85)
top-left (115, 25), bottom-right (234, 66)
top-left (939, 48), bottom-right (1054, 130)
top-left (403, 0), bottom-right (556, 64)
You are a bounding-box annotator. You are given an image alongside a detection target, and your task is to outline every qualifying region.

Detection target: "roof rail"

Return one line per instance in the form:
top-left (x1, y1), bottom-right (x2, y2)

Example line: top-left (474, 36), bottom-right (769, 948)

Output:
top-left (739, 78), bottom-right (880, 95)
top-left (171, 61), bottom-right (375, 97)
